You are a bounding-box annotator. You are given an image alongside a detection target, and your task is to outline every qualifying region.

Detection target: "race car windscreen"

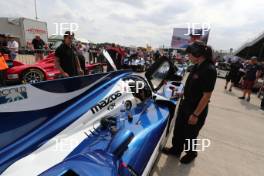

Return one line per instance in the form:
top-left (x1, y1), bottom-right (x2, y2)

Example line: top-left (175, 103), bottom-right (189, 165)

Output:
top-left (147, 61), bottom-right (171, 91)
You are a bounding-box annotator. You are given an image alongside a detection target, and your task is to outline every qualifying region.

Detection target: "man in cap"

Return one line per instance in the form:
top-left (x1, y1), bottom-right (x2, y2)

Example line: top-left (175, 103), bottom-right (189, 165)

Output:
top-left (239, 56), bottom-right (262, 102)
top-left (55, 31), bottom-right (84, 77)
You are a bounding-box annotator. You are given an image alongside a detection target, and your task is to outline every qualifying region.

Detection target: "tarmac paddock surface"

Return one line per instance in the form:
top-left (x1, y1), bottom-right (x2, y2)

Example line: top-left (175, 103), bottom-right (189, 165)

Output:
top-left (151, 78), bottom-right (264, 176)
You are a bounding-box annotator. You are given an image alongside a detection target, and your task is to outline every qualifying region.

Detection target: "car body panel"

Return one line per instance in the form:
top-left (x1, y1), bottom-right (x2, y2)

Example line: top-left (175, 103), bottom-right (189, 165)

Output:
top-left (5, 52), bottom-right (104, 84)
top-left (0, 57), bottom-right (183, 176)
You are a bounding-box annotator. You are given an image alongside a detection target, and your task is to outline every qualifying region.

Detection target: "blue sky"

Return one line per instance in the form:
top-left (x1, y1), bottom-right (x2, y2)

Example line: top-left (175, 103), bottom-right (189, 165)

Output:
top-left (0, 0), bottom-right (263, 50)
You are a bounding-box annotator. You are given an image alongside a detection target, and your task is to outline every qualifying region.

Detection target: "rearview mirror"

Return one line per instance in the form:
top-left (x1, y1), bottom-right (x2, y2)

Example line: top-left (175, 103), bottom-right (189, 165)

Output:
top-left (106, 130), bottom-right (134, 158)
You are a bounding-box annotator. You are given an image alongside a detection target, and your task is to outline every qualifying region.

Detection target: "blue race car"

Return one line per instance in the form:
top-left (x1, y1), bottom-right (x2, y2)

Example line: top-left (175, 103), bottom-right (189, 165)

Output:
top-left (0, 55), bottom-right (183, 176)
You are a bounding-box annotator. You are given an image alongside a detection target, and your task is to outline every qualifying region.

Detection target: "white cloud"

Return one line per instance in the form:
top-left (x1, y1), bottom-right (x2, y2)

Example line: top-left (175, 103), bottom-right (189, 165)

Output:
top-left (0, 0), bottom-right (263, 50)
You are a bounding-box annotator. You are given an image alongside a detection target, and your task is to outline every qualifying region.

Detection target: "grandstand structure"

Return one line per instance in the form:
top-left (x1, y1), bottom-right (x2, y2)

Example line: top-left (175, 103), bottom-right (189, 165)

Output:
top-left (234, 31), bottom-right (264, 60)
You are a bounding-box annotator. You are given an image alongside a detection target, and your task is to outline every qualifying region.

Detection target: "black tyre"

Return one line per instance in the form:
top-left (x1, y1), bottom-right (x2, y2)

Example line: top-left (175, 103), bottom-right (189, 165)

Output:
top-left (22, 69), bottom-right (45, 84)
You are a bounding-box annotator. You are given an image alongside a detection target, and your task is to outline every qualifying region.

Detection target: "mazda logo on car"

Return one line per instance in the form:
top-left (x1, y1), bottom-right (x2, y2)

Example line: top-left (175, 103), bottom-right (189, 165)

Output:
top-left (91, 91), bottom-right (122, 114)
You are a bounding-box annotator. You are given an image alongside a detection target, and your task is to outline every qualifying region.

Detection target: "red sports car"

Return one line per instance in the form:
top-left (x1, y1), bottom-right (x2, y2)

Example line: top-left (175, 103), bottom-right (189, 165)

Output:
top-left (5, 53), bottom-right (105, 84)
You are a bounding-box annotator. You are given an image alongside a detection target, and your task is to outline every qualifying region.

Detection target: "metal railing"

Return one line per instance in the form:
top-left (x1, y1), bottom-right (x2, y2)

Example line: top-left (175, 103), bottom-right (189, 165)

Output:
top-left (14, 49), bottom-right (105, 65)
top-left (16, 54), bottom-right (35, 64)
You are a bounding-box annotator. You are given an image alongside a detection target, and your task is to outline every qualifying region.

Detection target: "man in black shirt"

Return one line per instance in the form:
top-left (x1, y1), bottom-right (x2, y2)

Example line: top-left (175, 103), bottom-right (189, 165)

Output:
top-left (154, 50), bottom-right (160, 61)
top-left (32, 35), bottom-right (46, 62)
top-left (55, 31), bottom-right (84, 77)
top-left (0, 35), bottom-right (12, 59)
top-left (225, 60), bottom-right (243, 91)
top-left (163, 41), bottom-right (217, 164)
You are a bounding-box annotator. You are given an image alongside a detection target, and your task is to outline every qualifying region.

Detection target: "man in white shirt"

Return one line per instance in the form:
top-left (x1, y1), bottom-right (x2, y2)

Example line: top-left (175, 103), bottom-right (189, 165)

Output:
top-left (7, 35), bottom-right (19, 60)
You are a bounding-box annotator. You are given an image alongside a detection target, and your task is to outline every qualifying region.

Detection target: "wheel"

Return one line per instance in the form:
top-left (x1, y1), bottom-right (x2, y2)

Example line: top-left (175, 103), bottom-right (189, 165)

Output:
top-left (22, 69), bottom-right (45, 84)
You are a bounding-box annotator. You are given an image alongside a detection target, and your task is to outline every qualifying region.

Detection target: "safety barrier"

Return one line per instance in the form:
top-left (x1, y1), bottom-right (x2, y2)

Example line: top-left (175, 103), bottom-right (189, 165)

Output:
top-left (13, 49), bottom-right (105, 65)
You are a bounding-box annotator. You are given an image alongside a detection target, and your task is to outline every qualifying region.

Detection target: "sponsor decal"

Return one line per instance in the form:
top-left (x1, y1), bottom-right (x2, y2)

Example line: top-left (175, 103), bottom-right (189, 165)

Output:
top-left (91, 91), bottom-right (122, 114)
top-left (26, 28), bottom-right (47, 34)
top-left (0, 86), bottom-right (28, 104)
top-left (107, 103), bottom-right (116, 111)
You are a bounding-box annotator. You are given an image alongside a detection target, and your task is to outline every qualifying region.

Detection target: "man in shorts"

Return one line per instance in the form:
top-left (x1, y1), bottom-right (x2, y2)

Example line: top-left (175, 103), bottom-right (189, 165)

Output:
top-left (239, 56), bottom-right (261, 102)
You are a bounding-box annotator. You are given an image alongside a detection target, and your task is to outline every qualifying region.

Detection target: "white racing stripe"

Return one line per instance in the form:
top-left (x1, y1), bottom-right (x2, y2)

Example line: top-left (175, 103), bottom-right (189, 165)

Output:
top-left (0, 75), bottom-right (108, 112)
top-left (142, 124), bottom-right (168, 176)
top-left (2, 112), bottom-right (100, 176)
top-left (2, 80), bottom-right (134, 176)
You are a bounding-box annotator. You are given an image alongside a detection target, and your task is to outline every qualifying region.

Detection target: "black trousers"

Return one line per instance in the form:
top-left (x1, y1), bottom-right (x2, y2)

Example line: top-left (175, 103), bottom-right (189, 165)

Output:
top-left (0, 69), bottom-right (6, 87)
top-left (172, 100), bottom-right (208, 154)
top-left (261, 97), bottom-right (264, 108)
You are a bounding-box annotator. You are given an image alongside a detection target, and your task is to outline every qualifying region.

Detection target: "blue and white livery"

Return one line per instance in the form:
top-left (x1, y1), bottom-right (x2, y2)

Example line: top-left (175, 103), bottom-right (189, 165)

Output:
top-left (0, 55), bottom-right (183, 176)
